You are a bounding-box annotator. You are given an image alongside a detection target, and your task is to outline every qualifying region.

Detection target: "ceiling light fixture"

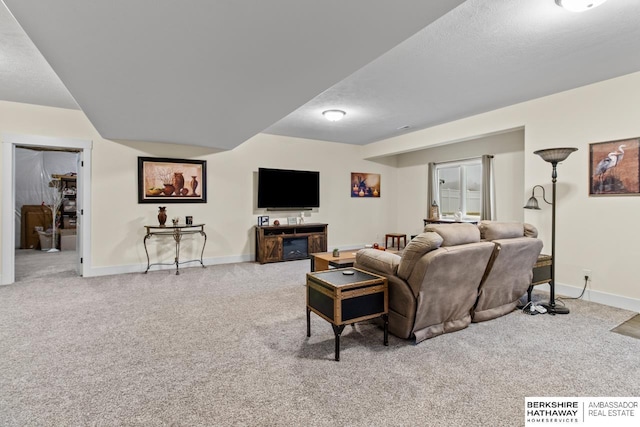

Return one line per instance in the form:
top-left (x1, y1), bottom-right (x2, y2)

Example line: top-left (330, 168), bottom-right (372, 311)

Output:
top-left (555, 0), bottom-right (607, 12)
top-left (322, 110), bottom-right (346, 122)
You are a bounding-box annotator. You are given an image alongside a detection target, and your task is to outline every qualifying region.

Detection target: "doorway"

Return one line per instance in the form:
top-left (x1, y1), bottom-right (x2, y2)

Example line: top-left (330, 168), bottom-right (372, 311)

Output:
top-left (2, 133), bottom-right (92, 285)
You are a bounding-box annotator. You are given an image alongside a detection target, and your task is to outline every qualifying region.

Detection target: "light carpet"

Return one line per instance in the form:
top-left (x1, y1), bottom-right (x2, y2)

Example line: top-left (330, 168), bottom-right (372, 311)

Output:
top-left (1, 260), bottom-right (639, 426)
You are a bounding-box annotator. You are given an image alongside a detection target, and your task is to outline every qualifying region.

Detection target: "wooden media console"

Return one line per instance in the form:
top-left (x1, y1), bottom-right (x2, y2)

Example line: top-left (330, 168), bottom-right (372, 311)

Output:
top-left (255, 223), bottom-right (327, 264)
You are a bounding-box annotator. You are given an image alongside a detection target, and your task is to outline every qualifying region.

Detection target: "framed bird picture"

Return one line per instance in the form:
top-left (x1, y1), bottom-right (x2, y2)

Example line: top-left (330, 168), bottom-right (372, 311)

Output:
top-left (589, 137), bottom-right (640, 196)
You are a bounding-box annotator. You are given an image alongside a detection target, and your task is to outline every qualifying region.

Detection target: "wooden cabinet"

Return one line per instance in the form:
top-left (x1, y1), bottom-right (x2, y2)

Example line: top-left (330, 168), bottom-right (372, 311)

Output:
top-left (308, 233), bottom-right (326, 254)
top-left (255, 223), bottom-right (328, 264)
top-left (261, 236), bottom-right (283, 263)
top-left (20, 205), bottom-right (53, 249)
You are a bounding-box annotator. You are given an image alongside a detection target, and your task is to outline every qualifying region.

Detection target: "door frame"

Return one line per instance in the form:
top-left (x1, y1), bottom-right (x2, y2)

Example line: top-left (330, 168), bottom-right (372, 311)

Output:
top-left (2, 133), bottom-right (92, 284)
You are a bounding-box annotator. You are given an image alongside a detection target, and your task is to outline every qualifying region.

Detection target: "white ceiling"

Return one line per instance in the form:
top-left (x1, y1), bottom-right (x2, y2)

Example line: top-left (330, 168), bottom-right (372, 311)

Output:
top-left (3, 0), bottom-right (640, 150)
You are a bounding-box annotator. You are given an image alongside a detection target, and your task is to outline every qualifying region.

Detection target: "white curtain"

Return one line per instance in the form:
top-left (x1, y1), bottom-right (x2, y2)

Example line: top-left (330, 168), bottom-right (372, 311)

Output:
top-left (427, 162), bottom-right (435, 216)
top-left (481, 154), bottom-right (495, 220)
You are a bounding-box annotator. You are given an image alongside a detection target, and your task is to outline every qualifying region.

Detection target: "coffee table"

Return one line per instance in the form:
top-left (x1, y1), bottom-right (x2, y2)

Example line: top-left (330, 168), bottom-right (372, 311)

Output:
top-left (309, 250), bottom-right (359, 271)
top-left (306, 267), bottom-right (388, 361)
top-left (310, 248), bottom-right (400, 272)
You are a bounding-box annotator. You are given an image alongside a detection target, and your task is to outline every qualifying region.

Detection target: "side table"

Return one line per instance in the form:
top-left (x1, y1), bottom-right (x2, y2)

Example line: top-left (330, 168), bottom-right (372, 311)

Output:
top-left (527, 254), bottom-right (552, 302)
top-left (385, 233), bottom-right (406, 250)
top-left (306, 268), bottom-right (388, 361)
top-left (143, 224), bottom-right (207, 275)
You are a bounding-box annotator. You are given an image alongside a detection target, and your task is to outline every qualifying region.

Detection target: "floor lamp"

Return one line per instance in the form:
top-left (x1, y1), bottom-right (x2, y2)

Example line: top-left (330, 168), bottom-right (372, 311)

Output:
top-left (524, 147), bottom-right (577, 315)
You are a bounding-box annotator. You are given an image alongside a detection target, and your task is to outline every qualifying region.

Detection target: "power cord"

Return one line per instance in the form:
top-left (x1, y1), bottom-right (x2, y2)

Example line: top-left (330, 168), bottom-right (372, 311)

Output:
top-left (558, 275), bottom-right (589, 301)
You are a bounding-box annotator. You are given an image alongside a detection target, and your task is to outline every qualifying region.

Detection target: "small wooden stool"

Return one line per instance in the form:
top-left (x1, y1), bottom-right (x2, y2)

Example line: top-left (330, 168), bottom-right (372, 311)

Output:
top-left (385, 233), bottom-right (406, 250)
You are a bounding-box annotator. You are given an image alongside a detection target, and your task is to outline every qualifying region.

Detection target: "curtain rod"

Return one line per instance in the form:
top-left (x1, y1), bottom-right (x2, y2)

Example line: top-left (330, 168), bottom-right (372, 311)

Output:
top-left (430, 154), bottom-right (493, 166)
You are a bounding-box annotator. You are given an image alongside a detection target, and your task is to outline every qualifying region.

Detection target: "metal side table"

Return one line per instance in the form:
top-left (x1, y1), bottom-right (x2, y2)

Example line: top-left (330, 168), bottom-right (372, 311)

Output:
top-left (143, 224), bottom-right (207, 275)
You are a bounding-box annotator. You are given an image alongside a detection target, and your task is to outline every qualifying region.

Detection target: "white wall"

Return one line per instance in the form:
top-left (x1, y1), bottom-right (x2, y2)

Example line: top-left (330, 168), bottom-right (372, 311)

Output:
top-left (3, 70), bottom-right (640, 310)
top-left (89, 135), bottom-right (398, 273)
top-left (392, 129), bottom-right (525, 237)
top-left (1, 102), bottom-right (398, 277)
top-left (364, 71), bottom-right (640, 310)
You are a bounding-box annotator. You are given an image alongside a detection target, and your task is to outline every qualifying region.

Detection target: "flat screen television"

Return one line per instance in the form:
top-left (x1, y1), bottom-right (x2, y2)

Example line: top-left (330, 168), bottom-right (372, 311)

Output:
top-left (257, 167), bottom-right (320, 209)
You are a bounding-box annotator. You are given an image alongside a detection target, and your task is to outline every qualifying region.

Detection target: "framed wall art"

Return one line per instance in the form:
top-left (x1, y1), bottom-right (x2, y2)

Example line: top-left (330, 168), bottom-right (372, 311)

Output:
top-left (138, 157), bottom-right (207, 203)
top-left (589, 138), bottom-right (640, 196)
top-left (351, 172), bottom-right (381, 198)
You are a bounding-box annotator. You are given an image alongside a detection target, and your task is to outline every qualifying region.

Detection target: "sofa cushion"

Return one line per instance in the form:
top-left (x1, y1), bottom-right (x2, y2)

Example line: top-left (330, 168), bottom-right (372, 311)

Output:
top-left (397, 232), bottom-right (443, 280)
top-left (478, 220), bottom-right (525, 240)
top-left (355, 248), bottom-right (400, 276)
top-left (424, 223), bottom-right (480, 247)
top-left (524, 223), bottom-right (538, 238)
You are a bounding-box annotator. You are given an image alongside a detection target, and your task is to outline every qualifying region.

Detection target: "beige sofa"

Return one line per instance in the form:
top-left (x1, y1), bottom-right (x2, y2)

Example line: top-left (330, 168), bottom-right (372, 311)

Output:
top-left (472, 221), bottom-right (542, 322)
top-left (354, 222), bottom-right (542, 343)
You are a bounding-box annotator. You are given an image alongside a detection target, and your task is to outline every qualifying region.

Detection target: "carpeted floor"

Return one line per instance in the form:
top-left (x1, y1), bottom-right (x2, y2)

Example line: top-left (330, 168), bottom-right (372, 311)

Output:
top-left (14, 248), bottom-right (78, 281)
top-left (0, 260), bottom-right (639, 426)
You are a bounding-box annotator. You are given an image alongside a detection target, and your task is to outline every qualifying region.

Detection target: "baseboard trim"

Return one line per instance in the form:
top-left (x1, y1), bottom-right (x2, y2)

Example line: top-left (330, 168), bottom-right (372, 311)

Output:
top-left (83, 254), bottom-right (254, 278)
top-left (555, 282), bottom-right (640, 313)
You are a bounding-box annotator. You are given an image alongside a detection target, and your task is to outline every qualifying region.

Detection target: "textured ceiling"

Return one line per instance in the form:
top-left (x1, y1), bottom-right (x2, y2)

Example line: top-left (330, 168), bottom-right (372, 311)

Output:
top-left (265, 0), bottom-right (640, 144)
top-left (2, 0), bottom-right (640, 150)
top-left (2, 0), bottom-right (463, 150)
top-left (0, 4), bottom-right (77, 109)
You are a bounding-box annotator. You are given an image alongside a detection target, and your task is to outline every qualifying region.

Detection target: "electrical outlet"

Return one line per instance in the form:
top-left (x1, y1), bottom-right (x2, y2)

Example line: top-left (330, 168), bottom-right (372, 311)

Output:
top-left (583, 269), bottom-right (592, 281)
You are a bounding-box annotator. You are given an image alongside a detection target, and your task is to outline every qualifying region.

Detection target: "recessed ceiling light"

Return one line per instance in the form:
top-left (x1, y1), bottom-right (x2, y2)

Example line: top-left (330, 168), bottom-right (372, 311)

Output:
top-left (322, 110), bottom-right (346, 122)
top-left (555, 0), bottom-right (607, 12)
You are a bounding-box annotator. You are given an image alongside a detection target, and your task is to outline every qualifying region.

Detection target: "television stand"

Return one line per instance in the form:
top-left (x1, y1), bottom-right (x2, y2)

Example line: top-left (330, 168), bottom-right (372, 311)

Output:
top-left (255, 223), bottom-right (327, 264)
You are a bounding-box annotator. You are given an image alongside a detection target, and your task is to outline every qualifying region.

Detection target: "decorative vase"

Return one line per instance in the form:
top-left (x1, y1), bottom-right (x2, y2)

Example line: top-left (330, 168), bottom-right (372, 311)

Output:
top-left (190, 176), bottom-right (199, 197)
top-left (429, 200), bottom-right (440, 219)
top-left (373, 188), bottom-right (379, 197)
top-left (163, 184), bottom-right (175, 196)
top-left (172, 172), bottom-right (185, 196)
top-left (358, 189), bottom-right (365, 197)
top-left (180, 188), bottom-right (189, 196)
top-left (332, 248), bottom-right (340, 257)
top-left (158, 206), bottom-right (167, 226)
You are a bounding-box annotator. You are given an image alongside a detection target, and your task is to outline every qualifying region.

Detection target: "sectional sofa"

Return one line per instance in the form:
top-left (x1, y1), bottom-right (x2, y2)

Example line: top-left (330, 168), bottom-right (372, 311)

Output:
top-left (354, 221), bottom-right (543, 343)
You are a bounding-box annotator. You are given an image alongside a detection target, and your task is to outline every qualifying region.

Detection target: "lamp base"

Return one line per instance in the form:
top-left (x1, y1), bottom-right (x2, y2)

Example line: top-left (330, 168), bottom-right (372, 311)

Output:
top-left (540, 303), bottom-right (570, 315)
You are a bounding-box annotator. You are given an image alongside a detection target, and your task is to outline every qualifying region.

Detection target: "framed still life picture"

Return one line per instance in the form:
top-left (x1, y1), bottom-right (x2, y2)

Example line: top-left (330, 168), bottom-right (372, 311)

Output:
top-left (351, 172), bottom-right (381, 198)
top-left (138, 157), bottom-right (207, 203)
top-left (589, 137), bottom-right (640, 196)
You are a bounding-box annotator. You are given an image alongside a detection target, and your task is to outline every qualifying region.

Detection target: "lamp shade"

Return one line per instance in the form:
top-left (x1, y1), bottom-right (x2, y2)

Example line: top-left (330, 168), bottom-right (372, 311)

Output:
top-left (524, 196), bottom-right (541, 210)
top-left (534, 147), bottom-right (578, 163)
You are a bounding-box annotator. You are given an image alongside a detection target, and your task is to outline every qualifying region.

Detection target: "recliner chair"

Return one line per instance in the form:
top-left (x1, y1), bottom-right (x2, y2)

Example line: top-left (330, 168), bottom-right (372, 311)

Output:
top-left (471, 221), bottom-right (543, 322)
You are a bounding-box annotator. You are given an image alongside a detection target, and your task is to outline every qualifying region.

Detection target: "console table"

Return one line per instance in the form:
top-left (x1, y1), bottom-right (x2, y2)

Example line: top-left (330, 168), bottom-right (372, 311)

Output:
top-left (423, 218), bottom-right (478, 226)
top-left (143, 224), bottom-right (207, 275)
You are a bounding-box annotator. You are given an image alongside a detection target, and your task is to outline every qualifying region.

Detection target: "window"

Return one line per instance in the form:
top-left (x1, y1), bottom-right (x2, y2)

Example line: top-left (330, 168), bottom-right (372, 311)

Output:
top-left (433, 158), bottom-right (482, 220)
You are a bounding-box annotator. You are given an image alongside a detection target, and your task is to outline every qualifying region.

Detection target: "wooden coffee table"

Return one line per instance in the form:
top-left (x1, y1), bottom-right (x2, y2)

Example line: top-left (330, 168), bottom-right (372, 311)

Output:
top-left (306, 267), bottom-right (388, 361)
top-left (310, 248), bottom-right (400, 272)
top-left (309, 250), bottom-right (359, 272)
